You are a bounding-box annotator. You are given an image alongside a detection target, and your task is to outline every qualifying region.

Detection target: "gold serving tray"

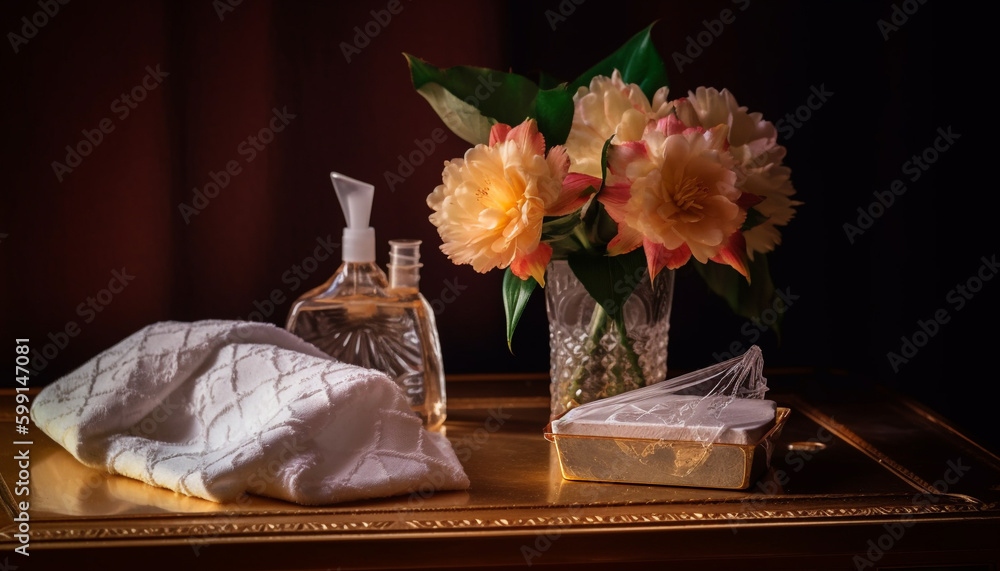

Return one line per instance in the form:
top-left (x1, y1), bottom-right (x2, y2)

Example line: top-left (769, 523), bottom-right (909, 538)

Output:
top-left (2, 375), bottom-right (999, 569)
top-left (547, 407), bottom-right (790, 489)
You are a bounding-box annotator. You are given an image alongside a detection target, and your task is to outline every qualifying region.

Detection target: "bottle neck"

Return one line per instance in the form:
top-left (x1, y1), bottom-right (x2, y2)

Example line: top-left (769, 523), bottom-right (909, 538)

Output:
top-left (388, 239), bottom-right (423, 291)
top-left (389, 263), bottom-right (420, 290)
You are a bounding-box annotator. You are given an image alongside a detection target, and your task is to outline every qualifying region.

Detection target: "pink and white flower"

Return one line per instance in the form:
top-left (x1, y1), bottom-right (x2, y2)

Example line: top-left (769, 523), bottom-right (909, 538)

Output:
top-left (564, 69), bottom-right (671, 179)
top-left (674, 87), bottom-right (801, 258)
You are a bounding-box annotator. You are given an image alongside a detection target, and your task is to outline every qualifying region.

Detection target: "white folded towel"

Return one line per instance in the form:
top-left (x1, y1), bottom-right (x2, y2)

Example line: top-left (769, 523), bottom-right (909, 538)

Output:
top-left (30, 320), bottom-right (470, 505)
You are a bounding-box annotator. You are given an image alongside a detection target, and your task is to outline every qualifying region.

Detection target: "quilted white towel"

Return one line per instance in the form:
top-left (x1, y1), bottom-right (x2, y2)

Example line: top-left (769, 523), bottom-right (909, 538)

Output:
top-left (30, 320), bottom-right (470, 505)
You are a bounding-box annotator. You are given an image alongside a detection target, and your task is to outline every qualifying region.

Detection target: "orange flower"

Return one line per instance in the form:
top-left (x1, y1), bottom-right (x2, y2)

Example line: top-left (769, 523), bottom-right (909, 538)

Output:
top-left (600, 117), bottom-right (747, 282)
top-left (427, 119), bottom-right (586, 286)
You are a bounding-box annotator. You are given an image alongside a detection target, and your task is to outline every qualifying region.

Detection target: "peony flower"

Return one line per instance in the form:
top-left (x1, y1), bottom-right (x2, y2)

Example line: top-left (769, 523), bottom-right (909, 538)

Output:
top-left (427, 118), bottom-right (585, 286)
top-left (598, 116), bottom-right (746, 282)
top-left (674, 87), bottom-right (801, 259)
top-left (564, 69), bottom-right (671, 179)
top-left (737, 162), bottom-right (798, 258)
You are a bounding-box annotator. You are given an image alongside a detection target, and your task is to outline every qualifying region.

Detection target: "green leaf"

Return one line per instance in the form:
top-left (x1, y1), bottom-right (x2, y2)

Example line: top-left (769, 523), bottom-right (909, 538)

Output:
top-left (568, 23), bottom-right (669, 100)
top-left (567, 248), bottom-right (646, 329)
top-left (599, 134), bottom-right (614, 191)
top-left (741, 207), bottom-right (770, 232)
top-left (405, 54), bottom-right (575, 146)
top-left (549, 238), bottom-right (583, 260)
top-left (413, 82), bottom-right (497, 145)
top-left (538, 70), bottom-right (566, 90)
top-left (579, 198), bottom-right (619, 248)
top-left (541, 210), bottom-right (585, 242)
top-left (502, 267), bottom-right (538, 352)
top-left (576, 135), bottom-right (618, 248)
top-left (694, 254), bottom-right (783, 340)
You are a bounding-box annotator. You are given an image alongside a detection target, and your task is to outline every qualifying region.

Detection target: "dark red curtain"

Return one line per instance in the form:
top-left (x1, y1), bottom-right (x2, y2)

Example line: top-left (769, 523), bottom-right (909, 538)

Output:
top-left (3, 0), bottom-right (516, 382)
top-left (1, 1), bottom-right (990, 445)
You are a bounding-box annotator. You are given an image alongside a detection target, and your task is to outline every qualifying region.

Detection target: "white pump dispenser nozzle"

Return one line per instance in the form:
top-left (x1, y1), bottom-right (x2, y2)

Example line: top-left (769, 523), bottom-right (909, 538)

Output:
top-left (331, 171), bottom-right (376, 262)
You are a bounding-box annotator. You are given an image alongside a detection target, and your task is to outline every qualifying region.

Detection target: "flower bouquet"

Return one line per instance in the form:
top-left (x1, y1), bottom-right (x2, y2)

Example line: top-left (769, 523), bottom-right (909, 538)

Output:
top-left (406, 24), bottom-right (800, 418)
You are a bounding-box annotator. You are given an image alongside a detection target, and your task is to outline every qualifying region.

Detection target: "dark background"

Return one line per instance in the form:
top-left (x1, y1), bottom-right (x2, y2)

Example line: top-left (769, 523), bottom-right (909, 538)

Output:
top-left (2, 1), bottom-right (993, 448)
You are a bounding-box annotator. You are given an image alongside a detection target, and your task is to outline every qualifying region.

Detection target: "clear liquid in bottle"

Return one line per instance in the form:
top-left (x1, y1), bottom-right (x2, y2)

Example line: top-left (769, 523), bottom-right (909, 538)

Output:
top-left (286, 240), bottom-right (446, 430)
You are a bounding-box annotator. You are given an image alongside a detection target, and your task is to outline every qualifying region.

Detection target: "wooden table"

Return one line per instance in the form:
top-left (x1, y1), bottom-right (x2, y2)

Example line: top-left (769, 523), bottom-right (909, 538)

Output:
top-left (2, 372), bottom-right (999, 570)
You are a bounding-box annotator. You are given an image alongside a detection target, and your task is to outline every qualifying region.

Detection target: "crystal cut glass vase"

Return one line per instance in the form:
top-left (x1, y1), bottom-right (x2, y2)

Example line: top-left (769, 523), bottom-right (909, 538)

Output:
top-left (545, 260), bottom-right (675, 420)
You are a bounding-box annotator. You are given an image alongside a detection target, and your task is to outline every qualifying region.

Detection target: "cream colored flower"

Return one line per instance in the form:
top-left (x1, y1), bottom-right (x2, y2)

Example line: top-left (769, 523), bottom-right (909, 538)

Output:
top-left (427, 119), bottom-right (581, 286)
top-left (564, 69), bottom-right (671, 179)
top-left (674, 87), bottom-right (801, 258)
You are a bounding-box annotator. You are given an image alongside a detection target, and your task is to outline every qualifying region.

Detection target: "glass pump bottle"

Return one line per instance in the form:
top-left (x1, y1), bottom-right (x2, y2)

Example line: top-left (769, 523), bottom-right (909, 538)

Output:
top-left (285, 172), bottom-right (446, 429)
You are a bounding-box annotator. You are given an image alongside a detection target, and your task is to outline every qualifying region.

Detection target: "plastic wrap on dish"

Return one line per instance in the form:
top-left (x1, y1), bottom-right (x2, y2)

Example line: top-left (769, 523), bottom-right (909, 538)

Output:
top-left (546, 346), bottom-right (789, 489)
